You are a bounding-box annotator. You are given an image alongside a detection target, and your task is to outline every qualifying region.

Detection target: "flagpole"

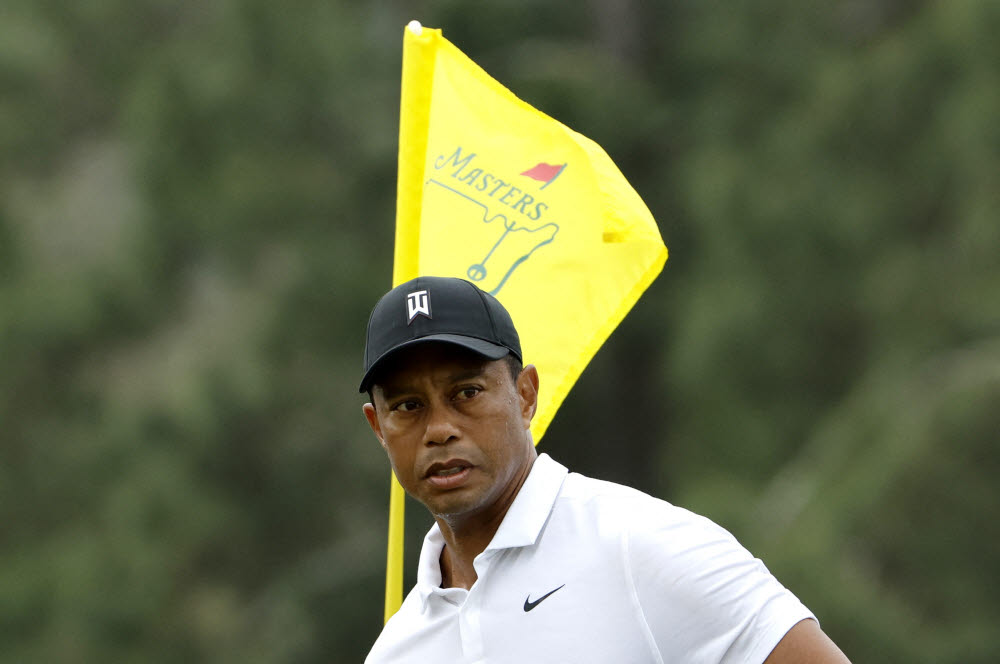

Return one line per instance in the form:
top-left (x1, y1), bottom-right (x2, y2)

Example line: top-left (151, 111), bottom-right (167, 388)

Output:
top-left (384, 473), bottom-right (406, 623)
top-left (383, 20), bottom-right (431, 623)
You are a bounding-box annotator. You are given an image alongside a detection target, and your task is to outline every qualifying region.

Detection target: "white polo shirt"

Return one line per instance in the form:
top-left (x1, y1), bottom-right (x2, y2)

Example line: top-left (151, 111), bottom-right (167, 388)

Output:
top-left (366, 454), bottom-right (813, 663)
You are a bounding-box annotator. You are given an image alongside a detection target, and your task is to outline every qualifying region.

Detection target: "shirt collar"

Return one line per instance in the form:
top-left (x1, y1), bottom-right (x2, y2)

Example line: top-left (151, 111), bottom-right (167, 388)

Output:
top-left (415, 453), bottom-right (568, 611)
top-left (484, 453), bottom-right (567, 551)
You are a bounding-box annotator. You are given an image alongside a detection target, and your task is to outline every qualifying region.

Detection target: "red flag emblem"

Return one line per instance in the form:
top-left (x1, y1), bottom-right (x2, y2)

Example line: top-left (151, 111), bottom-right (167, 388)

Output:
top-left (520, 162), bottom-right (566, 189)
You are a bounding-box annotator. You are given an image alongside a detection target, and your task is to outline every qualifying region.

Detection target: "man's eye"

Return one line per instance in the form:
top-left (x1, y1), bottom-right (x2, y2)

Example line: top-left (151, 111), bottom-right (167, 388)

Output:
top-left (454, 387), bottom-right (480, 401)
top-left (393, 400), bottom-right (421, 412)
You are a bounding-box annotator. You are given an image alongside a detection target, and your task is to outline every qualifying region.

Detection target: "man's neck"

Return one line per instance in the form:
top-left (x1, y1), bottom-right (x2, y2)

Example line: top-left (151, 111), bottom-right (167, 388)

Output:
top-left (435, 497), bottom-right (512, 590)
top-left (437, 538), bottom-right (478, 590)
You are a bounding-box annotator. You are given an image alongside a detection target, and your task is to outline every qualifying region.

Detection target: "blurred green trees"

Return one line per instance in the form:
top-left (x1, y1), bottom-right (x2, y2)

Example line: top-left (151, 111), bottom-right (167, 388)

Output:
top-left (2, 1), bottom-right (997, 661)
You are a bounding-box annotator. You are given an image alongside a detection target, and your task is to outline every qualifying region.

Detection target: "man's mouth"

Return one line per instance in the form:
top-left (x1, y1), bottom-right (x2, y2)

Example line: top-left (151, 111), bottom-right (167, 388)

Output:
top-left (425, 460), bottom-right (474, 488)
top-left (434, 466), bottom-right (465, 477)
top-left (425, 459), bottom-right (472, 477)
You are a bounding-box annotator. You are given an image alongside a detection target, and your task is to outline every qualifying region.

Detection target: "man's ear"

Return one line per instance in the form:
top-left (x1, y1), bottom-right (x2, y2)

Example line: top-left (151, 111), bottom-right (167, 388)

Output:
top-left (362, 402), bottom-right (387, 450)
top-left (516, 364), bottom-right (539, 428)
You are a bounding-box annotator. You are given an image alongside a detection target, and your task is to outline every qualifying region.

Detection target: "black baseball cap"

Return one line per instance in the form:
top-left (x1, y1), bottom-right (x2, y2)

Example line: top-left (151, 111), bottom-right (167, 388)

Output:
top-left (359, 276), bottom-right (522, 393)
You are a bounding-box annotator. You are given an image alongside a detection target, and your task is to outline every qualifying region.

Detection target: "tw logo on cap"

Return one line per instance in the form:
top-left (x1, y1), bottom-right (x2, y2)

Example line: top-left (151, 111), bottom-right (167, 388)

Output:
top-left (406, 289), bottom-right (431, 324)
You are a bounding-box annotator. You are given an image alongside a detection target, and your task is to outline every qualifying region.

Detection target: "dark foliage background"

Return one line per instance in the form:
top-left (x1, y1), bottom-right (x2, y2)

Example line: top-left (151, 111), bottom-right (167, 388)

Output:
top-left (2, 1), bottom-right (998, 661)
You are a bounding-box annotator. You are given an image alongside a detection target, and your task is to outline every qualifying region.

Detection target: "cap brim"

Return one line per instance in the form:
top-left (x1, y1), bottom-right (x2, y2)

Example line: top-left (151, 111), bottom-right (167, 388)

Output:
top-left (359, 334), bottom-right (513, 393)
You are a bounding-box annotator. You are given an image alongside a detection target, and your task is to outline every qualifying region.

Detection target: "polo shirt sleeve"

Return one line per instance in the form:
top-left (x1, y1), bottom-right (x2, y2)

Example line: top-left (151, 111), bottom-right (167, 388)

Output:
top-left (625, 504), bottom-right (814, 664)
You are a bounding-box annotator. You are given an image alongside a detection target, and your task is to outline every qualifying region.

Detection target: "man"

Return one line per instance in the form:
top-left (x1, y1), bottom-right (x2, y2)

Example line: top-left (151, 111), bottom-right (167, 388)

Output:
top-left (361, 276), bottom-right (850, 663)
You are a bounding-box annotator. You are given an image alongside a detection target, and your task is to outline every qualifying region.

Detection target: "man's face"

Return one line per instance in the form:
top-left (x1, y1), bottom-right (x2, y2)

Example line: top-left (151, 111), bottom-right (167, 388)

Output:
top-left (363, 343), bottom-right (538, 523)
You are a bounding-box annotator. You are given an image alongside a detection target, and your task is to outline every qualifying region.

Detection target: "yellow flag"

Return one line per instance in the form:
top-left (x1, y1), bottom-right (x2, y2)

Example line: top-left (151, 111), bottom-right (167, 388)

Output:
top-left (383, 22), bottom-right (667, 622)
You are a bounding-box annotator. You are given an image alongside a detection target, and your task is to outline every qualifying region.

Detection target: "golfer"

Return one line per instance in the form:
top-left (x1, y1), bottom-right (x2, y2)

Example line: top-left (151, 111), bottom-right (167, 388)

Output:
top-left (361, 275), bottom-right (850, 663)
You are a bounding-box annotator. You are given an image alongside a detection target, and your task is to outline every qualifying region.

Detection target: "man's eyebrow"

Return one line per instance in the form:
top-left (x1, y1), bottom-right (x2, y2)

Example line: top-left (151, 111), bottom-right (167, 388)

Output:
top-left (377, 383), bottom-right (411, 401)
top-left (446, 367), bottom-right (487, 384)
top-left (377, 367), bottom-right (488, 401)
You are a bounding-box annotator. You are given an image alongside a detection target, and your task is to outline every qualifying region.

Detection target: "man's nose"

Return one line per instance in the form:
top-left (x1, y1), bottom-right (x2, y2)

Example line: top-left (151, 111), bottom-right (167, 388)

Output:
top-left (422, 402), bottom-right (460, 446)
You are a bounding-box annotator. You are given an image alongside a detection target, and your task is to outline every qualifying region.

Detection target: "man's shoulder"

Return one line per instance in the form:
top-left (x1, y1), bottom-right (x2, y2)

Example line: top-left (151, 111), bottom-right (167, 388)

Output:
top-left (557, 470), bottom-right (677, 520)
top-left (552, 469), bottom-right (733, 547)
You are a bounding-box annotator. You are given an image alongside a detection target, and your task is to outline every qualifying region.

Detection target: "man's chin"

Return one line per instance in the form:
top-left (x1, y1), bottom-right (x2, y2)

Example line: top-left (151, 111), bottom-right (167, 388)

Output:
top-left (424, 491), bottom-right (488, 522)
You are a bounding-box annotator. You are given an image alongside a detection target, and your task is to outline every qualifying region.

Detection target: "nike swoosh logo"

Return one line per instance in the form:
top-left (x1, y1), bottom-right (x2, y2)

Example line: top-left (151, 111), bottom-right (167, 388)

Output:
top-left (523, 584), bottom-right (565, 612)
